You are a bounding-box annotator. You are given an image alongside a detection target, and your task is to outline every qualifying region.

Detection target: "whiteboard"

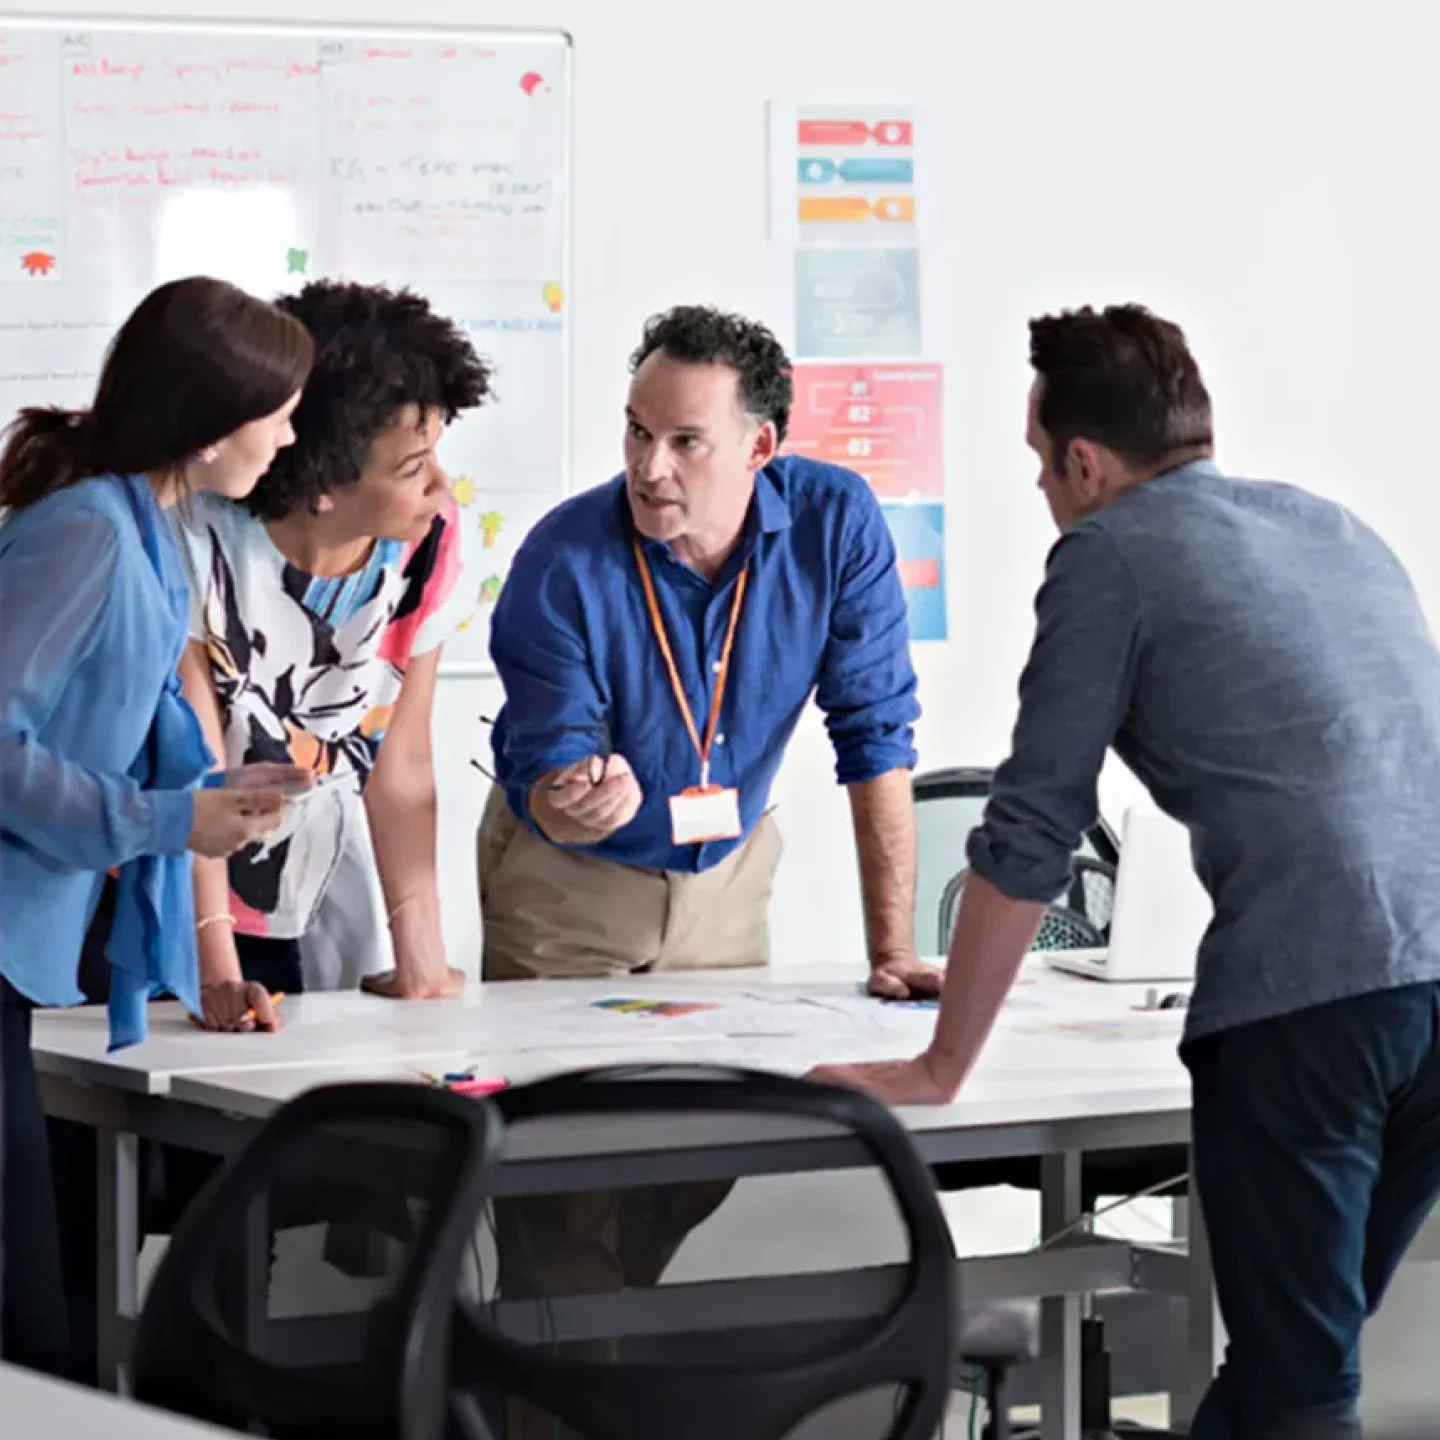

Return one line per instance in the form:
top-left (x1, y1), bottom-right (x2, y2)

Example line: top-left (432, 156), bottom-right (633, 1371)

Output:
top-left (0, 16), bottom-right (572, 675)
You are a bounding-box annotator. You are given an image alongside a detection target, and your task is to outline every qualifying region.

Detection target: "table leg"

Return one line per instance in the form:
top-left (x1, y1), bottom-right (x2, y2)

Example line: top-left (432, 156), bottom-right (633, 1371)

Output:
top-left (1039, 1150), bottom-right (1083, 1440)
top-left (1171, 1170), bottom-right (1224, 1427)
top-left (94, 1126), bottom-right (139, 1393)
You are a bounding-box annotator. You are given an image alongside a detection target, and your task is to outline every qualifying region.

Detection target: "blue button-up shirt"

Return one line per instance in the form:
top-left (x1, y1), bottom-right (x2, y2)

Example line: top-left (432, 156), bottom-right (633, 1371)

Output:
top-left (489, 455), bottom-right (920, 872)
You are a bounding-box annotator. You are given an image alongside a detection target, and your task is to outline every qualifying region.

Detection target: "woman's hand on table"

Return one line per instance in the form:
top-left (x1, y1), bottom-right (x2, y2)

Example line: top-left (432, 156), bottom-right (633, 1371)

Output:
top-left (361, 962), bottom-right (466, 1000)
top-left (196, 979), bottom-right (282, 1032)
top-left (805, 1051), bottom-right (961, 1107)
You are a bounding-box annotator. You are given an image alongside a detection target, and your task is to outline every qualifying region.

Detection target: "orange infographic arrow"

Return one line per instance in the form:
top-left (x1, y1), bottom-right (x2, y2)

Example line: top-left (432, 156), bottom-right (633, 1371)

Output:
top-left (798, 195), bottom-right (915, 224)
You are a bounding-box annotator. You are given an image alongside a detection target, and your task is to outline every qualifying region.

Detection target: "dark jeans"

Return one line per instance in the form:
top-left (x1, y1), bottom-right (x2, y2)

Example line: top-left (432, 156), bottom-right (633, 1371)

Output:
top-left (51, 914), bottom-right (304, 1386)
top-left (1, 977), bottom-right (72, 1377)
top-left (1184, 982), bottom-right (1440, 1440)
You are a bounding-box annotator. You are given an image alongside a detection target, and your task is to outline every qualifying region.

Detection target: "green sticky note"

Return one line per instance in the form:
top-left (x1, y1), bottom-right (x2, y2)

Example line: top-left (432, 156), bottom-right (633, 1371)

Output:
top-left (285, 248), bottom-right (309, 275)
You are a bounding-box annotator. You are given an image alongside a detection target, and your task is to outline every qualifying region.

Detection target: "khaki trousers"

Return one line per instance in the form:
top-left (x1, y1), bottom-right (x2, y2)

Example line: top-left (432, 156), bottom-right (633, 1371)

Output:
top-left (476, 788), bottom-right (782, 1436)
top-left (477, 784), bottom-right (782, 980)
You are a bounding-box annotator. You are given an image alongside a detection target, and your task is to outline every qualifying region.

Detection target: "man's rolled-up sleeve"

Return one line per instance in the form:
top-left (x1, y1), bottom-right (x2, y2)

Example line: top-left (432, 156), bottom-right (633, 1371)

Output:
top-left (967, 526), bottom-right (1142, 902)
top-left (815, 489), bottom-right (921, 785)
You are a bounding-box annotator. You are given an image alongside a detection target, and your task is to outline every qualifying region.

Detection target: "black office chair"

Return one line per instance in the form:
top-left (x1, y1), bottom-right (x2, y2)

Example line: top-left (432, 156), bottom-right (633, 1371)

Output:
top-left (959, 1301), bottom-right (1041, 1440)
top-left (448, 1064), bottom-right (959, 1440)
top-left (916, 768), bottom-right (1185, 1430)
top-left (131, 1081), bottom-right (503, 1440)
top-left (913, 767), bottom-right (1120, 860)
top-left (937, 855), bottom-right (1117, 956)
top-left (915, 767), bottom-right (1120, 953)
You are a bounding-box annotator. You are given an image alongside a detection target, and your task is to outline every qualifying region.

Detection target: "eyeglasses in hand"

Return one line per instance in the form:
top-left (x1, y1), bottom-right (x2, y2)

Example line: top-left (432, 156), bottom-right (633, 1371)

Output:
top-left (470, 714), bottom-right (612, 790)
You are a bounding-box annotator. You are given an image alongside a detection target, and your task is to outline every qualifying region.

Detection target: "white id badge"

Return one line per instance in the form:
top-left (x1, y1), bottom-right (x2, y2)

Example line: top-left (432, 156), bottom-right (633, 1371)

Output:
top-left (669, 786), bottom-right (743, 846)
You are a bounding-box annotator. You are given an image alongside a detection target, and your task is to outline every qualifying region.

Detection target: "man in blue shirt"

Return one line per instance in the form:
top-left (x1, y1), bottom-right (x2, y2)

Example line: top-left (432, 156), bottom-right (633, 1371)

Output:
top-left (482, 304), bottom-right (934, 998)
top-left (479, 309), bottom-right (935, 1431)
top-left (815, 304), bottom-right (1440, 1440)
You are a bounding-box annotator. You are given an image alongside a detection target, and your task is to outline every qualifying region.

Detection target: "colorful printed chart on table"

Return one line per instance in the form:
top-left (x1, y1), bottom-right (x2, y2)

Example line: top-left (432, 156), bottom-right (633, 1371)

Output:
top-left (584, 994), bottom-right (864, 1040)
top-left (785, 362), bottom-right (943, 498)
top-left (0, 20), bottom-right (571, 676)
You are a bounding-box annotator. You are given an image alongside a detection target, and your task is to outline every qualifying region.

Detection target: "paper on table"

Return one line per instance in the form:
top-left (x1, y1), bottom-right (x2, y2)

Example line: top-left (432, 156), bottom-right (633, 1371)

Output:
top-left (578, 994), bottom-right (861, 1039)
top-left (790, 992), bottom-right (952, 1034)
top-left (1008, 1013), bottom-right (1185, 1043)
top-left (367, 993), bottom-right (867, 1059)
top-left (441, 1036), bottom-right (822, 1079)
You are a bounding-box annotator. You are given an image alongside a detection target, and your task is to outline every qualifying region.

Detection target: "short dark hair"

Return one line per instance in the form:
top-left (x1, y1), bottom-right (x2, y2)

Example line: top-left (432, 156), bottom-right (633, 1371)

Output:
top-left (630, 304), bottom-right (793, 445)
top-left (245, 281), bottom-right (492, 521)
top-left (0, 276), bottom-right (312, 511)
top-left (1028, 304), bottom-right (1213, 470)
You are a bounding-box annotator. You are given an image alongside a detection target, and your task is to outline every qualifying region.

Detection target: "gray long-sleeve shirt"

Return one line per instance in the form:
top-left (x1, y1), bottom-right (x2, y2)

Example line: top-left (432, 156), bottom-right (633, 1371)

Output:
top-left (968, 460), bottom-right (1440, 1038)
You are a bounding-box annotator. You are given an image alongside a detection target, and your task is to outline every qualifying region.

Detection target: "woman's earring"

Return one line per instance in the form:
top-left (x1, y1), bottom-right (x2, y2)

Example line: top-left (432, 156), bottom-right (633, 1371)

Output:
top-left (201, 446), bottom-right (220, 465)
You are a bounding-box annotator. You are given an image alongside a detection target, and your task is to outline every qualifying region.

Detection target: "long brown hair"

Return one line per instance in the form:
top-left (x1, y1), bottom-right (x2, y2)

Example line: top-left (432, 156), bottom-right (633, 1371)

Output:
top-left (0, 276), bottom-right (314, 510)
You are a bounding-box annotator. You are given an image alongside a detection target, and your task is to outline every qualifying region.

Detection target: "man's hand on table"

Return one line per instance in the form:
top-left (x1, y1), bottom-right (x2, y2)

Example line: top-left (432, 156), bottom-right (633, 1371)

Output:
top-left (806, 1050), bottom-right (961, 1107)
top-left (866, 950), bottom-right (944, 1000)
top-left (816, 954), bottom-right (956, 1104)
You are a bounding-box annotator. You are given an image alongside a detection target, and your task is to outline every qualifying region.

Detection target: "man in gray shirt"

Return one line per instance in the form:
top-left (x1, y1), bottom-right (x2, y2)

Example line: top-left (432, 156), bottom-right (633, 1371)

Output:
top-left (813, 304), bottom-right (1440, 1439)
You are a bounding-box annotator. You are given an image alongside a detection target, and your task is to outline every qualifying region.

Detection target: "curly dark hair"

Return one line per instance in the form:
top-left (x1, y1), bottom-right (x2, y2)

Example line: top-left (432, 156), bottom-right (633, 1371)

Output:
top-left (630, 304), bottom-right (793, 445)
top-left (245, 280), bottom-right (491, 520)
top-left (1028, 304), bottom-right (1213, 470)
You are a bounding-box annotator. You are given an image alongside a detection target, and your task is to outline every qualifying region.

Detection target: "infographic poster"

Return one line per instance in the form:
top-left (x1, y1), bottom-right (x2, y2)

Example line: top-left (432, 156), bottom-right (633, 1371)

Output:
top-left (770, 101), bottom-right (948, 643)
top-left (793, 247), bottom-right (921, 359)
top-left (882, 500), bottom-right (947, 642)
top-left (785, 362), bottom-right (942, 498)
top-left (771, 104), bottom-right (922, 247)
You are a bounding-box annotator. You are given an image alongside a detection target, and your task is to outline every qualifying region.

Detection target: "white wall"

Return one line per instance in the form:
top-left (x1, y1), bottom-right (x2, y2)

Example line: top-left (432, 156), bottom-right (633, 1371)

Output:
top-left (18, 0), bottom-right (1439, 973)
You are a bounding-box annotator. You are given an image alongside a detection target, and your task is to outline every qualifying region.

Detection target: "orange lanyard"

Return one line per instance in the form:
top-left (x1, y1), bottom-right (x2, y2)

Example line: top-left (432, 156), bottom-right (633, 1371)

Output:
top-left (632, 539), bottom-right (749, 789)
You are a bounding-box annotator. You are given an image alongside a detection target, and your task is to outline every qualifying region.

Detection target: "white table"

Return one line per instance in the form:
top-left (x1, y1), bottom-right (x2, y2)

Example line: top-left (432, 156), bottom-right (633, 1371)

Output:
top-left (0, 1361), bottom-right (233, 1439)
top-left (34, 962), bottom-right (1206, 1440)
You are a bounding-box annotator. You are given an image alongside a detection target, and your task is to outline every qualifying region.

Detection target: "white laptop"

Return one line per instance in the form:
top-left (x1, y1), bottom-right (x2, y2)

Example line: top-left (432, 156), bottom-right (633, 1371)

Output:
top-left (1042, 805), bottom-right (1213, 983)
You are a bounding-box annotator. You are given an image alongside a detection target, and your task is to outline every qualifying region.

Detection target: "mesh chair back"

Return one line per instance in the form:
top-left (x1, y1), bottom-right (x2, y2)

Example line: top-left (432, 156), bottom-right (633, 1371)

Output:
top-left (915, 766), bottom-right (1121, 954)
top-left (938, 856), bottom-right (1117, 954)
top-left (449, 1065), bottom-right (957, 1440)
top-left (131, 1081), bottom-right (502, 1440)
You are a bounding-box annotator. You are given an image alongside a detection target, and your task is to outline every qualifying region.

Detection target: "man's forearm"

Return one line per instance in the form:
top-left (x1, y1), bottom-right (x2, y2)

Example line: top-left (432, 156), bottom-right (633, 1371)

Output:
top-left (926, 871), bottom-right (1046, 1090)
top-left (847, 767), bottom-right (918, 965)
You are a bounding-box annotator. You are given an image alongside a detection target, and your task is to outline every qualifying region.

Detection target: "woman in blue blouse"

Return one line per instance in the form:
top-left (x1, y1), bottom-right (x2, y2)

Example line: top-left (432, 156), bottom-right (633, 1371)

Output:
top-left (0, 275), bottom-right (315, 1377)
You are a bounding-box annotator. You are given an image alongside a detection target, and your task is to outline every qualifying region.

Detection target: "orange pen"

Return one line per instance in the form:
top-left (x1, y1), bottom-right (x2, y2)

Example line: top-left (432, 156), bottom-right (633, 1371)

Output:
top-left (243, 991), bottom-right (286, 1025)
top-left (189, 990), bottom-right (285, 1030)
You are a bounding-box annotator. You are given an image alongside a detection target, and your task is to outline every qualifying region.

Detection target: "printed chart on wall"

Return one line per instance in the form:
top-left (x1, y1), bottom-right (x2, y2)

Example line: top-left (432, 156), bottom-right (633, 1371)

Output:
top-left (768, 102), bottom-right (946, 641)
top-left (0, 20), bottom-right (572, 674)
